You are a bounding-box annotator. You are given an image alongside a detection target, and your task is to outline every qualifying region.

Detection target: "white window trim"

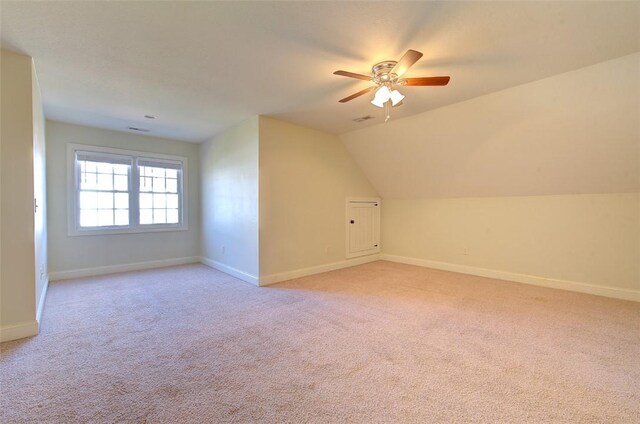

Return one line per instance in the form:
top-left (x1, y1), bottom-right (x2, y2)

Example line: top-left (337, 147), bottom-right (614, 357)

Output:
top-left (67, 143), bottom-right (189, 236)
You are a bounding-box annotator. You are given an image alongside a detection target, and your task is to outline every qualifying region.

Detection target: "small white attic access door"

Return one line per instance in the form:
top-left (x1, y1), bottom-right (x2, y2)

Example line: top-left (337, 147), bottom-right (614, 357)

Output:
top-left (346, 198), bottom-right (380, 259)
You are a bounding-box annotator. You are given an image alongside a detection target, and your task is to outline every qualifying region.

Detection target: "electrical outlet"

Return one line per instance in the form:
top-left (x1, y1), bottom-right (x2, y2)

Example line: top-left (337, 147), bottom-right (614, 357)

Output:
top-left (463, 248), bottom-right (469, 256)
top-left (221, 245), bottom-right (225, 254)
top-left (325, 246), bottom-right (331, 256)
top-left (39, 264), bottom-right (45, 279)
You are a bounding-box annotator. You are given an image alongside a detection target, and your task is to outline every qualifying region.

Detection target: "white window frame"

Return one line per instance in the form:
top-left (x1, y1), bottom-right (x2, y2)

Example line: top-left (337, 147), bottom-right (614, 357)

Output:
top-left (67, 143), bottom-right (188, 236)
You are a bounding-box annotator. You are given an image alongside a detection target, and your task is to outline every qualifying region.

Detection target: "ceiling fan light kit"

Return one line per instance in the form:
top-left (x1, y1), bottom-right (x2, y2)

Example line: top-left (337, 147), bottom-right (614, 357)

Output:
top-left (371, 86), bottom-right (404, 108)
top-left (334, 49), bottom-right (450, 122)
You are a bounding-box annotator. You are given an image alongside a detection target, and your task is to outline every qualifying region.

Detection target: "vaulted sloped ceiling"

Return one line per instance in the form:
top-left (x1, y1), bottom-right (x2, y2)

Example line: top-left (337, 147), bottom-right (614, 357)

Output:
top-left (340, 54), bottom-right (639, 199)
top-left (1, 1), bottom-right (639, 141)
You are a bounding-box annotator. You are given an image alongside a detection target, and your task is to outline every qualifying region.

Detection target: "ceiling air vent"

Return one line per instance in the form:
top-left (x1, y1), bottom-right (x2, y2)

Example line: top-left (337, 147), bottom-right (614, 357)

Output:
top-left (352, 115), bottom-right (375, 123)
top-left (128, 127), bottom-right (150, 132)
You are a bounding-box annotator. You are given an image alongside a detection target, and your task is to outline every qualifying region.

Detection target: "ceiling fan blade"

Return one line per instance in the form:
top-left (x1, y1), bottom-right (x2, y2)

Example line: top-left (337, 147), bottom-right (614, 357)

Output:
top-left (339, 86), bottom-right (376, 103)
top-left (333, 70), bottom-right (372, 81)
top-left (392, 100), bottom-right (404, 108)
top-left (391, 49), bottom-right (423, 77)
top-left (402, 76), bottom-right (450, 86)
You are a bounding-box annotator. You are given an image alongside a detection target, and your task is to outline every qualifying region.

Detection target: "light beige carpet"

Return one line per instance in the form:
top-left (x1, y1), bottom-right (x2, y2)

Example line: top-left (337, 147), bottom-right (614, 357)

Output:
top-left (1, 261), bottom-right (638, 423)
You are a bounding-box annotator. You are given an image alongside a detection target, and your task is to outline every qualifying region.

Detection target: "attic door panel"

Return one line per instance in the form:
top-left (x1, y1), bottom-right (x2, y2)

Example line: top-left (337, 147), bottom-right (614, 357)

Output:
top-left (347, 200), bottom-right (380, 258)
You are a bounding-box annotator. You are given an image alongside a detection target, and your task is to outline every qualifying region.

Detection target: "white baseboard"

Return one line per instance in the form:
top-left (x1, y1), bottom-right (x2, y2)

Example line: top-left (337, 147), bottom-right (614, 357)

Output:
top-left (1, 281), bottom-right (49, 343)
top-left (199, 257), bottom-right (259, 286)
top-left (0, 320), bottom-right (38, 343)
top-left (259, 254), bottom-right (381, 286)
top-left (48, 256), bottom-right (200, 281)
top-left (36, 278), bottom-right (49, 325)
top-left (380, 254), bottom-right (640, 302)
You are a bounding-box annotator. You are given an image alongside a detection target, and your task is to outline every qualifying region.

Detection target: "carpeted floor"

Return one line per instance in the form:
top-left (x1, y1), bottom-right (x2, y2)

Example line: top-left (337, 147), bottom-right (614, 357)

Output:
top-left (1, 261), bottom-right (639, 423)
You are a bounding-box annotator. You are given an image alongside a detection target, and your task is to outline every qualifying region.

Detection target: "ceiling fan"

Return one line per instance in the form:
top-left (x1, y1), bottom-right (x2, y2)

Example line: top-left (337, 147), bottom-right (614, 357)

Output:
top-left (334, 49), bottom-right (450, 121)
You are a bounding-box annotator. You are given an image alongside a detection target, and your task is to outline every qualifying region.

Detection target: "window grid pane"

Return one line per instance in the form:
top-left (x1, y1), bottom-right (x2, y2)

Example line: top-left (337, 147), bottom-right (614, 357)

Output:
top-left (73, 150), bottom-right (184, 233)
top-left (138, 165), bottom-right (180, 225)
top-left (78, 160), bottom-right (130, 228)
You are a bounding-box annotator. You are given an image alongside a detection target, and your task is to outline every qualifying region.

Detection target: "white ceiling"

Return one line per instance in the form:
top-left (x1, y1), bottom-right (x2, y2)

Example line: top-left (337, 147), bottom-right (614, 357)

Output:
top-left (1, 1), bottom-right (638, 142)
top-left (341, 53), bottom-right (639, 199)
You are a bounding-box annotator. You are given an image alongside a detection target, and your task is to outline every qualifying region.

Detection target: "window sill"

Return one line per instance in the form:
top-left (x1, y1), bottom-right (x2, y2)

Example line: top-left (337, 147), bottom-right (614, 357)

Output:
top-left (68, 225), bottom-right (188, 237)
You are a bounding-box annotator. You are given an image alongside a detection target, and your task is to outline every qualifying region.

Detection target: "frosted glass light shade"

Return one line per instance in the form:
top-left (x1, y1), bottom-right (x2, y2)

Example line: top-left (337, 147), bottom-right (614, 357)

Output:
top-left (371, 86), bottom-right (391, 108)
top-left (390, 89), bottom-right (405, 106)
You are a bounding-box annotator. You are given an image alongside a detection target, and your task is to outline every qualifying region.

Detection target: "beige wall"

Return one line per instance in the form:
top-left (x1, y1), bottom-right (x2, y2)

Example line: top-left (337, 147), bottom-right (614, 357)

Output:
top-left (1, 50), bottom-right (37, 340)
top-left (46, 121), bottom-right (201, 275)
top-left (341, 54), bottom-right (639, 299)
top-left (200, 117), bottom-right (259, 279)
top-left (383, 194), bottom-right (639, 294)
top-left (259, 116), bottom-right (378, 278)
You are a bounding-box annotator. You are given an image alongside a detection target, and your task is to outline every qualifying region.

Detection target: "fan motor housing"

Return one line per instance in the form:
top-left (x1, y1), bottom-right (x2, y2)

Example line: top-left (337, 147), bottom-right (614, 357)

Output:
top-left (372, 61), bottom-right (398, 84)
